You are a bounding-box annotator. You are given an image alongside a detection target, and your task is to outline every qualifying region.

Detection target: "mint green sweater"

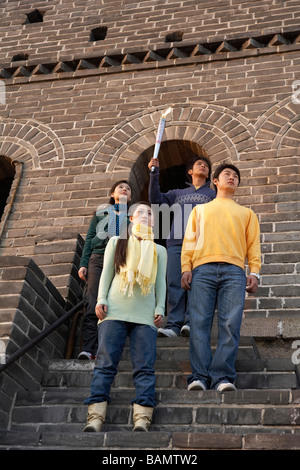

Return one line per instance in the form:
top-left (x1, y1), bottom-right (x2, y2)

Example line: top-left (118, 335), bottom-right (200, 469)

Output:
top-left (97, 237), bottom-right (167, 327)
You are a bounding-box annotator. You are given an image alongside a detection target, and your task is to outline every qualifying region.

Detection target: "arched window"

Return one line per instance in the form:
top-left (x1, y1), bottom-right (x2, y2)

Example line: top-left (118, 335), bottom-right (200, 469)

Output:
top-left (130, 139), bottom-right (209, 201)
top-left (0, 156), bottom-right (16, 221)
top-left (130, 139), bottom-right (210, 246)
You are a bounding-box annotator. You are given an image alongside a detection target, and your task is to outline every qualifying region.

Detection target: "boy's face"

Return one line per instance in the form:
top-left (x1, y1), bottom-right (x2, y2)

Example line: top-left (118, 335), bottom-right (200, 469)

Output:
top-left (189, 159), bottom-right (210, 180)
top-left (213, 168), bottom-right (240, 193)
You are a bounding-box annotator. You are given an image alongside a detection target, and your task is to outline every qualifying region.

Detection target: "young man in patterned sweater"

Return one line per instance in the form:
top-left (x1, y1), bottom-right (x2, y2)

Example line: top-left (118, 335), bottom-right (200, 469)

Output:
top-left (148, 155), bottom-right (215, 338)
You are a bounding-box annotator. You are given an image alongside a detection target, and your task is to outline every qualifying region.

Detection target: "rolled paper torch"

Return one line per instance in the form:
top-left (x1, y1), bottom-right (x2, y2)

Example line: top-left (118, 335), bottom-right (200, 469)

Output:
top-left (151, 106), bottom-right (173, 172)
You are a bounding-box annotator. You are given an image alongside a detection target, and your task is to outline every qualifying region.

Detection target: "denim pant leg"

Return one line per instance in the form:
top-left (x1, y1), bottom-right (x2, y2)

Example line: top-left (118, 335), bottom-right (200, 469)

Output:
top-left (209, 264), bottom-right (246, 389)
top-left (166, 245), bottom-right (188, 334)
top-left (129, 324), bottom-right (157, 407)
top-left (188, 265), bottom-right (218, 389)
top-left (84, 320), bottom-right (128, 405)
top-left (82, 254), bottom-right (103, 356)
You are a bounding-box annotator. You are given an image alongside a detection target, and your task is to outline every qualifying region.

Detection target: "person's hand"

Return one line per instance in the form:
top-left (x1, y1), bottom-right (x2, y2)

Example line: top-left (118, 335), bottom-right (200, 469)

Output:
top-left (246, 275), bottom-right (258, 294)
top-left (181, 271), bottom-right (192, 290)
top-left (95, 304), bottom-right (107, 320)
top-left (148, 157), bottom-right (159, 170)
top-left (78, 267), bottom-right (87, 281)
top-left (154, 315), bottom-right (163, 328)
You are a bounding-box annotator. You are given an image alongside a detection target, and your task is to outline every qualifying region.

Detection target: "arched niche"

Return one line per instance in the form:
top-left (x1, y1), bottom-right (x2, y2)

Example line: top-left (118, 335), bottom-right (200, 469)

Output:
top-left (129, 139), bottom-right (209, 202)
top-left (0, 155), bottom-right (16, 221)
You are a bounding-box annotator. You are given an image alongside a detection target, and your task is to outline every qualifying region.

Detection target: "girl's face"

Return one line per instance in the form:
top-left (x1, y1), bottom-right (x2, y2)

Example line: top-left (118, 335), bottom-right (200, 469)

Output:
top-left (130, 204), bottom-right (154, 227)
top-left (111, 183), bottom-right (132, 203)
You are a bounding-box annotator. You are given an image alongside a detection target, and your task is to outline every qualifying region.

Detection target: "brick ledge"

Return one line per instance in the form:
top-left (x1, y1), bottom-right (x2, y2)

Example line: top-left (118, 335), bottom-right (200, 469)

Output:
top-left (1, 29), bottom-right (300, 84)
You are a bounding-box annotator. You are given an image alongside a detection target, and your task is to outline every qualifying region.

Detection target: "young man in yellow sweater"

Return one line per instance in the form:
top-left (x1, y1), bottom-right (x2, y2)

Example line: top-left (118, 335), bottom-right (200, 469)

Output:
top-left (181, 163), bottom-right (261, 392)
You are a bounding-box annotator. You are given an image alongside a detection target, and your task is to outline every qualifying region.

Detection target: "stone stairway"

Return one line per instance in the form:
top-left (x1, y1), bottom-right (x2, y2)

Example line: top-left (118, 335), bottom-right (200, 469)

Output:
top-left (0, 336), bottom-right (300, 450)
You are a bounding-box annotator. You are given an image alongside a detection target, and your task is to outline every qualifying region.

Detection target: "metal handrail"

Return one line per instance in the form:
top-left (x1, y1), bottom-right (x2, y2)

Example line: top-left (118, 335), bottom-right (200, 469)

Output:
top-left (0, 300), bottom-right (84, 373)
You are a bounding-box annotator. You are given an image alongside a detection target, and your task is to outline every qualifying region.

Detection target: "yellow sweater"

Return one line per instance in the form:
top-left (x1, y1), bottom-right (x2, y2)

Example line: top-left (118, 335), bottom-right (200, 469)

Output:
top-left (181, 197), bottom-right (261, 274)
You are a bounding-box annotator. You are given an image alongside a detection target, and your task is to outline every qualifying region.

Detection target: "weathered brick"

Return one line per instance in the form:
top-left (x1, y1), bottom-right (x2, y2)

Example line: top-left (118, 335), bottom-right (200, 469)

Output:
top-left (263, 407), bottom-right (300, 426)
top-left (172, 432), bottom-right (242, 449)
top-left (105, 431), bottom-right (171, 448)
top-left (196, 406), bottom-right (262, 425)
top-left (244, 433), bottom-right (300, 450)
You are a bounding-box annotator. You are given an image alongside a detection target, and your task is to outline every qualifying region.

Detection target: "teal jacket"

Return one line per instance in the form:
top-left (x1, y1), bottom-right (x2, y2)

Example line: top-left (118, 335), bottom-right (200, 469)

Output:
top-left (79, 205), bottom-right (129, 268)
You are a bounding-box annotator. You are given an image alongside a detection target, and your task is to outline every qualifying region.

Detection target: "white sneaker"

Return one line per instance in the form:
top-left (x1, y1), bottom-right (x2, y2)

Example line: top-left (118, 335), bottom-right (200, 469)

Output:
top-left (187, 380), bottom-right (206, 391)
top-left (180, 325), bottom-right (190, 337)
top-left (157, 328), bottom-right (178, 338)
top-left (216, 382), bottom-right (236, 392)
top-left (78, 351), bottom-right (93, 360)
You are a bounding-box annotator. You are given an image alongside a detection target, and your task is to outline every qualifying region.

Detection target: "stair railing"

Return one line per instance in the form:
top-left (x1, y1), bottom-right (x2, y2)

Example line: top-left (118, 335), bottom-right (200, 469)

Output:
top-left (0, 300), bottom-right (84, 374)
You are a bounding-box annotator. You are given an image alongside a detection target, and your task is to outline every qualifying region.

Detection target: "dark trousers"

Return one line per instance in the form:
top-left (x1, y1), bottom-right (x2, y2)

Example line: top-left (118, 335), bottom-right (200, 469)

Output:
top-left (82, 253), bottom-right (103, 356)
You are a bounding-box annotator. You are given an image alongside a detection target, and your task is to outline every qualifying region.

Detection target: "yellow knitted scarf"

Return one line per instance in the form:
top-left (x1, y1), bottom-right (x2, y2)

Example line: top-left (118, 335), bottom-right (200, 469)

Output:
top-left (119, 224), bottom-right (157, 296)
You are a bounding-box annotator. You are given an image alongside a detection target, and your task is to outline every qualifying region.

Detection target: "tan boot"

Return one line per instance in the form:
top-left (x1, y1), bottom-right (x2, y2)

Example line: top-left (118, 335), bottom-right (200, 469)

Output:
top-left (132, 404), bottom-right (153, 432)
top-left (83, 401), bottom-right (107, 432)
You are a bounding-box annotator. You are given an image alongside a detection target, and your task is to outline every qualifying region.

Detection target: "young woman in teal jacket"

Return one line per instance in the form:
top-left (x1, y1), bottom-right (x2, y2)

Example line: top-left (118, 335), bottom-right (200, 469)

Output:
top-left (77, 180), bottom-right (132, 359)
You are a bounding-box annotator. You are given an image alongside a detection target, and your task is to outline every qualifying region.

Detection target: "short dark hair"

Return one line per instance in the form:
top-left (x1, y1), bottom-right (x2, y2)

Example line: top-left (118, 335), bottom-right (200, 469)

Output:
top-left (186, 155), bottom-right (212, 182)
top-left (212, 163), bottom-right (241, 192)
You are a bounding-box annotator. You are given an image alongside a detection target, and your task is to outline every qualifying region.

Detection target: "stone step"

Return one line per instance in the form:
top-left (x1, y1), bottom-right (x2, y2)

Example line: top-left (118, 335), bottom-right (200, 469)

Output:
top-left (11, 388), bottom-right (300, 432)
top-left (3, 335), bottom-right (299, 451)
top-left (45, 357), bottom-right (296, 373)
top-left (14, 387), bottom-right (296, 407)
top-left (1, 428), bottom-right (300, 451)
top-left (41, 358), bottom-right (298, 390)
top-left (71, 335), bottom-right (260, 361)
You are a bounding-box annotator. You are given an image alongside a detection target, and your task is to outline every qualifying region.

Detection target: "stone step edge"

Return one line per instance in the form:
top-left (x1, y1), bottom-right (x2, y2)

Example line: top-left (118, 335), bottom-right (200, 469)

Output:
top-left (14, 388), bottom-right (299, 406)
top-left (45, 358), bottom-right (296, 372)
top-left (0, 430), bottom-right (299, 450)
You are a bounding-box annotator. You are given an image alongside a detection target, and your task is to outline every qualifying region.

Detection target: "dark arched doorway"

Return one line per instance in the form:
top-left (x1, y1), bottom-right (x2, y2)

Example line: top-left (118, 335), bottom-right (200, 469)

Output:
top-left (130, 139), bottom-right (209, 201)
top-left (129, 139), bottom-right (210, 246)
top-left (0, 156), bottom-right (16, 221)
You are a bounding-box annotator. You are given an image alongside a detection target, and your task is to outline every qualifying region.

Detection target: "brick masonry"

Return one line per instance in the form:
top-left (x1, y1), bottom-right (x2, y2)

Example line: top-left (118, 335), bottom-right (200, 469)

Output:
top-left (0, 255), bottom-right (69, 428)
top-left (0, 0), bottom-right (299, 361)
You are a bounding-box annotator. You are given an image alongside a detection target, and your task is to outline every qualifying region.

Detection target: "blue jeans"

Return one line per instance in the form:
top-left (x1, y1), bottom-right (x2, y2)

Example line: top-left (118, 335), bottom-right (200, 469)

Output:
top-left (84, 320), bottom-right (157, 407)
top-left (188, 263), bottom-right (247, 389)
top-left (166, 244), bottom-right (189, 334)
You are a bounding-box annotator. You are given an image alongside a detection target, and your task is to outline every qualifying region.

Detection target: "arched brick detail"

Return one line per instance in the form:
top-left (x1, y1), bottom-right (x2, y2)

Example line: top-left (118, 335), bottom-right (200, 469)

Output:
top-left (84, 104), bottom-right (257, 171)
top-left (0, 117), bottom-right (64, 169)
top-left (254, 96), bottom-right (300, 156)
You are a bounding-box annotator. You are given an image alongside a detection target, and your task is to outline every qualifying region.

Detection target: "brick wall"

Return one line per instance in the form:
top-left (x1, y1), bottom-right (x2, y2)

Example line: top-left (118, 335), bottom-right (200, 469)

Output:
top-left (0, 0), bottom-right (299, 350)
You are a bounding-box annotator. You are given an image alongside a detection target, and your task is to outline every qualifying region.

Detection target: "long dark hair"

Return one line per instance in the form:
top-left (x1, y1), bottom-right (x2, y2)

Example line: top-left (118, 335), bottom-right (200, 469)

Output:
top-left (114, 201), bottom-right (152, 273)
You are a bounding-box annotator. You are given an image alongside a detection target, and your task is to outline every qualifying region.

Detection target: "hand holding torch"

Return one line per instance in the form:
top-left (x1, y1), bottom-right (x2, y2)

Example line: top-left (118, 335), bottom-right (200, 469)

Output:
top-left (151, 106), bottom-right (173, 172)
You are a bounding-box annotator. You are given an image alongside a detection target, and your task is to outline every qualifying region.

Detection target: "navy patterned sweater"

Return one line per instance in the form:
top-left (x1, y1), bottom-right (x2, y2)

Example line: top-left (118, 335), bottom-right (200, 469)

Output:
top-left (148, 167), bottom-right (216, 248)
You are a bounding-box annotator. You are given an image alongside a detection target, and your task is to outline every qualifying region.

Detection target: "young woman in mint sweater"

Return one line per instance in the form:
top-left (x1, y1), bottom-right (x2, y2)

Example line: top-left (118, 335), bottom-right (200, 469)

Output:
top-left (83, 202), bottom-right (167, 432)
